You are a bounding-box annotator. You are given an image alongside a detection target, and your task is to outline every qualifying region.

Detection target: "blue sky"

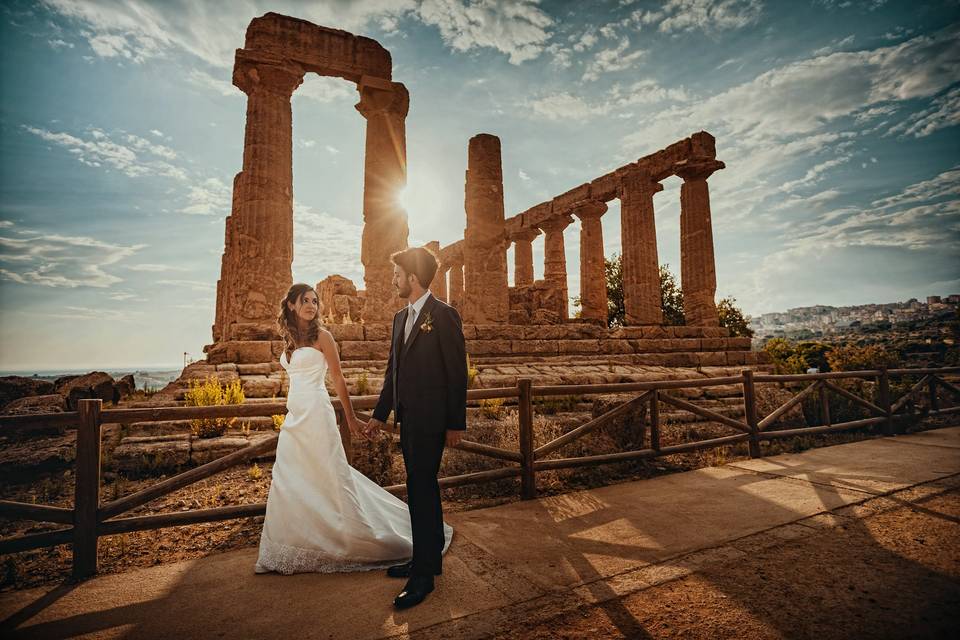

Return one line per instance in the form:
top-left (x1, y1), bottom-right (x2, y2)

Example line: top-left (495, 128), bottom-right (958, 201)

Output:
top-left (1, 0), bottom-right (958, 370)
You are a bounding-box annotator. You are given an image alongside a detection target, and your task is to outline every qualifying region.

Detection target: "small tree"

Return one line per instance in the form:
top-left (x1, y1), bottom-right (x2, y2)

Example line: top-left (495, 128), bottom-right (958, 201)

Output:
top-left (717, 296), bottom-right (754, 338)
top-left (659, 263), bottom-right (685, 326)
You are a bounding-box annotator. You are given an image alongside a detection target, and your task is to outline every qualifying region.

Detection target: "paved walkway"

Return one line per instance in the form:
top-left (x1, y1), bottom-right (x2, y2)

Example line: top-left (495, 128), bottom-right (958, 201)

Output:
top-left (2, 427), bottom-right (959, 639)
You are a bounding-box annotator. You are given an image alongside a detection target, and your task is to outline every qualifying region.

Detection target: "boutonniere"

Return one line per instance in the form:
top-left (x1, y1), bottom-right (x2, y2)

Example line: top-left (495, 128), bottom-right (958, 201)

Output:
top-left (419, 311), bottom-right (434, 333)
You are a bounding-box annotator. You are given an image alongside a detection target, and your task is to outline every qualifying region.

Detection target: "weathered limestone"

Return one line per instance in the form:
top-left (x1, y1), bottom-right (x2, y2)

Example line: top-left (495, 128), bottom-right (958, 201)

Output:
top-left (213, 53), bottom-right (303, 344)
top-left (208, 14), bottom-right (409, 355)
top-left (356, 77), bottom-right (410, 322)
top-left (538, 214), bottom-right (575, 320)
top-left (316, 274), bottom-right (362, 324)
top-left (620, 171), bottom-right (664, 326)
top-left (448, 262), bottom-right (465, 310)
top-left (675, 157), bottom-right (725, 327)
top-left (510, 227), bottom-right (540, 286)
top-left (426, 241), bottom-right (447, 301)
top-left (463, 134), bottom-right (510, 324)
top-left (571, 200), bottom-right (608, 323)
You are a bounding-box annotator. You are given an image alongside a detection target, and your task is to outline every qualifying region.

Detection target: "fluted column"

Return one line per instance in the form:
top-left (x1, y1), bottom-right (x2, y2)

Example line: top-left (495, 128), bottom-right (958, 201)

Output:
top-left (675, 158), bottom-right (724, 327)
top-left (572, 200), bottom-right (608, 323)
top-left (538, 214), bottom-right (575, 320)
top-left (356, 79), bottom-right (410, 322)
top-left (214, 54), bottom-right (303, 343)
top-left (509, 227), bottom-right (540, 286)
top-left (448, 262), bottom-right (464, 310)
top-left (463, 134), bottom-right (510, 323)
top-left (620, 171), bottom-right (664, 325)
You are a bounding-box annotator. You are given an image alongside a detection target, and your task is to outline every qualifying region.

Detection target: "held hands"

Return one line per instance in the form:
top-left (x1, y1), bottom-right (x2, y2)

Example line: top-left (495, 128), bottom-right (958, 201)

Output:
top-left (346, 415), bottom-right (369, 441)
top-left (364, 417), bottom-right (386, 440)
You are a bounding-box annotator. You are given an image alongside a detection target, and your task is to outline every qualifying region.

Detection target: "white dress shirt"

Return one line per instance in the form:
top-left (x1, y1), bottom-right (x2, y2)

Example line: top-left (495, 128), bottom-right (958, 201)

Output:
top-left (404, 289), bottom-right (432, 342)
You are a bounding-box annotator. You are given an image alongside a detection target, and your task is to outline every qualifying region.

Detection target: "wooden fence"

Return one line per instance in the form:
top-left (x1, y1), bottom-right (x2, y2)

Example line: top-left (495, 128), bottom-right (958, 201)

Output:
top-left (1, 365), bottom-right (958, 580)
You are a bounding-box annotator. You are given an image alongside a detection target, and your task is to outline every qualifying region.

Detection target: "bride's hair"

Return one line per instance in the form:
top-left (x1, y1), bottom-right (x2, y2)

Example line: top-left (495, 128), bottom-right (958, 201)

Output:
top-left (277, 283), bottom-right (323, 359)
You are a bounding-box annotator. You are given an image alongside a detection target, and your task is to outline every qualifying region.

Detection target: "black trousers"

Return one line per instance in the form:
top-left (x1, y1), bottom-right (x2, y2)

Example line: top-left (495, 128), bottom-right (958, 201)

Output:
top-left (398, 410), bottom-right (446, 577)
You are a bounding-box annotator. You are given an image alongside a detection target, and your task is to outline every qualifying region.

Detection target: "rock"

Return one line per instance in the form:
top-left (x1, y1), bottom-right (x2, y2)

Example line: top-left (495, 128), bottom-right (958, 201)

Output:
top-left (190, 436), bottom-right (251, 465)
top-left (116, 374), bottom-right (136, 399)
top-left (0, 432), bottom-right (76, 480)
top-left (0, 376), bottom-right (55, 407)
top-left (112, 434), bottom-right (191, 474)
top-left (1, 393), bottom-right (67, 416)
top-left (56, 372), bottom-right (117, 409)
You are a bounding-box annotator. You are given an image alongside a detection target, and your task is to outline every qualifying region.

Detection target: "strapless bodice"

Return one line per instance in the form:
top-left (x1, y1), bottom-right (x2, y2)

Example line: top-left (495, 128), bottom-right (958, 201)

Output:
top-left (280, 346), bottom-right (329, 397)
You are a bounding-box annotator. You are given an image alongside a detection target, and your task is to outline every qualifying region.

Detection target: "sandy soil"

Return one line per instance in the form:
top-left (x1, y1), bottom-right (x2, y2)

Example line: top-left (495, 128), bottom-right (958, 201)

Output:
top-left (506, 490), bottom-right (960, 640)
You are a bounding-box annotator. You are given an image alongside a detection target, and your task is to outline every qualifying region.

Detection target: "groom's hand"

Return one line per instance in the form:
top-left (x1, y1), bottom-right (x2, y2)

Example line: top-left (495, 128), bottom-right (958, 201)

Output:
top-left (445, 430), bottom-right (463, 447)
top-left (366, 418), bottom-right (385, 438)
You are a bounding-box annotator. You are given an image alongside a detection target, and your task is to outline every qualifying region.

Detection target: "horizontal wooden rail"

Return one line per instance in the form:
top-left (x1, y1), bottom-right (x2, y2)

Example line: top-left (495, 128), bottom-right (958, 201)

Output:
top-left (99, 503), bottom-right (266, 535)
top-left (0, 500), bottom-right (73, 525)
top-left (534, 433), bottom-right (751, 471)
top-left (532, 375), bottom-right (744, 397)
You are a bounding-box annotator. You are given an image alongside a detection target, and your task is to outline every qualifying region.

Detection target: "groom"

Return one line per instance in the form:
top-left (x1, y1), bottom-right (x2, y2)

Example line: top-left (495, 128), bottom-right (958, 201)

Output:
top-left (366, 246), bottom-right (467, 609)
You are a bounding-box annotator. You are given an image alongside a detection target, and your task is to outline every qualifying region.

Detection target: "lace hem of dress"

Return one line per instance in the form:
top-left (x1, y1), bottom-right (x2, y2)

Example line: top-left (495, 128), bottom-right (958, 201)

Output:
top-left (254, 533), bottom-right (406, 576)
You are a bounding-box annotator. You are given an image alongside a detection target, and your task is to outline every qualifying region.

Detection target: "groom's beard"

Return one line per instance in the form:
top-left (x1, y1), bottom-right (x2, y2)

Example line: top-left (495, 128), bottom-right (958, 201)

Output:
top-left (398, 282), bottom-right (412, 299)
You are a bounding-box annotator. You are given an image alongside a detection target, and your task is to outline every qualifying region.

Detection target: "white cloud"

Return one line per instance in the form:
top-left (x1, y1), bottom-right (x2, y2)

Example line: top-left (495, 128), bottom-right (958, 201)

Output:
top-left (187, 68), bottom-right (237, 97)
top-left (524, 79), bottom-right (690, 121)
top-left (126, 263), bottom-right (187, 272)
top-left (181, 177), bottom-right (231, 216)
top-left (48, 38), bottom-right (74, 49)
top-left (886, 86), bottom-right (960, 138)
top-left (417, 0), bottom-right (554, 64)
top-left (582, 36), bottom-right (646, 81)
top-left (0, 225), bottom-right (147, 288)
top-left (40, 0), bottom-right (417, 68)
top-left (639, 0), bottom-right (763, 34)
top-left (23, 124), bottom-right (186, 180)
top-left (292, 202), bottom-right (365, 285)
top-left (157, 278), bottom-right (215, 291)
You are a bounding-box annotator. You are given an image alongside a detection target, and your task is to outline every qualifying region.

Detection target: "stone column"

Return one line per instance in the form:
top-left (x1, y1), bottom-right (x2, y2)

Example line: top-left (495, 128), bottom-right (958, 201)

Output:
top-left (215, 54), bottom-right (303, 343)
top-left (463, 134), bottom-right (509, 324)
top-left (572, 200), bottom-right (608, 323)
top-left (620, 171), bottom-right (664, 325)
top-left (448, 261), bottom-right (465, 310)
top-left (426, 240), bottom-right (447, 301)
top-left (675, 158), bottom-right (725, 327)
top-left (356, 78), bottom-right (410, 323)
top-left (510, 227), bottom-right (540, 286)
top-left (538, 214), bottom-right (575, 320)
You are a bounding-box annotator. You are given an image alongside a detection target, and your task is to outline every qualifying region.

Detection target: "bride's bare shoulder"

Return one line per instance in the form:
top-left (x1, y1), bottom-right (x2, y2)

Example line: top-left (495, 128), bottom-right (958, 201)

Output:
top-left (315, 327), bottom-right (336, 349)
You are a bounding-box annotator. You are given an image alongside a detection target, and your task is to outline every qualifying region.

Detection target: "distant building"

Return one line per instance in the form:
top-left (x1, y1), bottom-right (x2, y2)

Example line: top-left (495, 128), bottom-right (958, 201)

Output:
top-left (927, 295), bottom-right (942, 304)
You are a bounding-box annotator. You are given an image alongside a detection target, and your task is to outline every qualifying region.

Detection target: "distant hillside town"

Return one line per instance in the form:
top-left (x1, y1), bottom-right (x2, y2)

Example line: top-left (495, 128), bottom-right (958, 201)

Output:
top-left (750, 295), bottom-right (960, 340)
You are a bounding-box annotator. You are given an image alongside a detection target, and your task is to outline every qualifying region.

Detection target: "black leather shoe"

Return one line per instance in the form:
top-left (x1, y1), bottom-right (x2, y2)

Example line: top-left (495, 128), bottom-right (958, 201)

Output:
top-left (386, 560), bottom-right (413, 578)
top-left (393, 575), bottom-right (434, 609)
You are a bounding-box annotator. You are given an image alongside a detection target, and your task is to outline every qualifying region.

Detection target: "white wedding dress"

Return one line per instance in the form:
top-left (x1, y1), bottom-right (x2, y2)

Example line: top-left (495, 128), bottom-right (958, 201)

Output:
top-left (254, 346), bottom-right (453, 574)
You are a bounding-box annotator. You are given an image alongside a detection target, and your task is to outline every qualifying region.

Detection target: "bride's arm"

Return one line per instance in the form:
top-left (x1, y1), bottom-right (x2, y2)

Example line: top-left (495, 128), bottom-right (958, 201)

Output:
top-left (316, 330), bottom-right (365, 436)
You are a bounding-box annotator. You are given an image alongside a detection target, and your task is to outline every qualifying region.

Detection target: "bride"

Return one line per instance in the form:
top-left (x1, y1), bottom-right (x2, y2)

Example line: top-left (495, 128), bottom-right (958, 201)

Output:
top-left (254, 283), bottom-right (453, 575)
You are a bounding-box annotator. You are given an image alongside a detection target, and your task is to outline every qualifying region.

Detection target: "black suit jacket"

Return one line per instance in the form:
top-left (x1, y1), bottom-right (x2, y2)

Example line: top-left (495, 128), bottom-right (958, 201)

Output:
top-left (372, 293), bottom-right (468, 433)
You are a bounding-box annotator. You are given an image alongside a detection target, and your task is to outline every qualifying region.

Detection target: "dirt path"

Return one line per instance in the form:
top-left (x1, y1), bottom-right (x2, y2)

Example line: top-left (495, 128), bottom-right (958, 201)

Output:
top-left (492, 489), bottom-right (960, 640)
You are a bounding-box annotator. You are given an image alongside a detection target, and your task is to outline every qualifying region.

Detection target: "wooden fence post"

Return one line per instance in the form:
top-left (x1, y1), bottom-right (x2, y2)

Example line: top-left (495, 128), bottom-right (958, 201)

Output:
top-left (928, 376), bottom-right (939, 413)
top-left (742, 370), bottom-right (761, 458)
top-left (518, 378), bottom-right (536, 500)
top-left (649, 389), bottom-right (660, 451)
top-left (74, 399), bottom-right (102, 579)
top-left (818, 381), bottom-right (831, 427)
top-left (878, 367), bottom-right (892, 435)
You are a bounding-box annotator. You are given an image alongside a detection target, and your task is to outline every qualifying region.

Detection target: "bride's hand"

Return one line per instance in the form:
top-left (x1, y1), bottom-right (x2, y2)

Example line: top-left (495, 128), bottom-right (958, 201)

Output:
top-left (348, 417), bottom-right (369, 440)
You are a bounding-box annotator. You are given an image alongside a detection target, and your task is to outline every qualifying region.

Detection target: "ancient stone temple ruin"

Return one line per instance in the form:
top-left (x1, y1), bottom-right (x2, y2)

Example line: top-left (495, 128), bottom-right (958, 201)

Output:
top-left (167, 12), bottom-right (765, 401)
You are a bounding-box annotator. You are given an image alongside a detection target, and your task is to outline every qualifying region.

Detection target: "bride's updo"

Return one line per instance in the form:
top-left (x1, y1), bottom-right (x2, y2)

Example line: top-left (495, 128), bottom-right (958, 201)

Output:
top-left (277, 283), bottom-right (323, 359)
